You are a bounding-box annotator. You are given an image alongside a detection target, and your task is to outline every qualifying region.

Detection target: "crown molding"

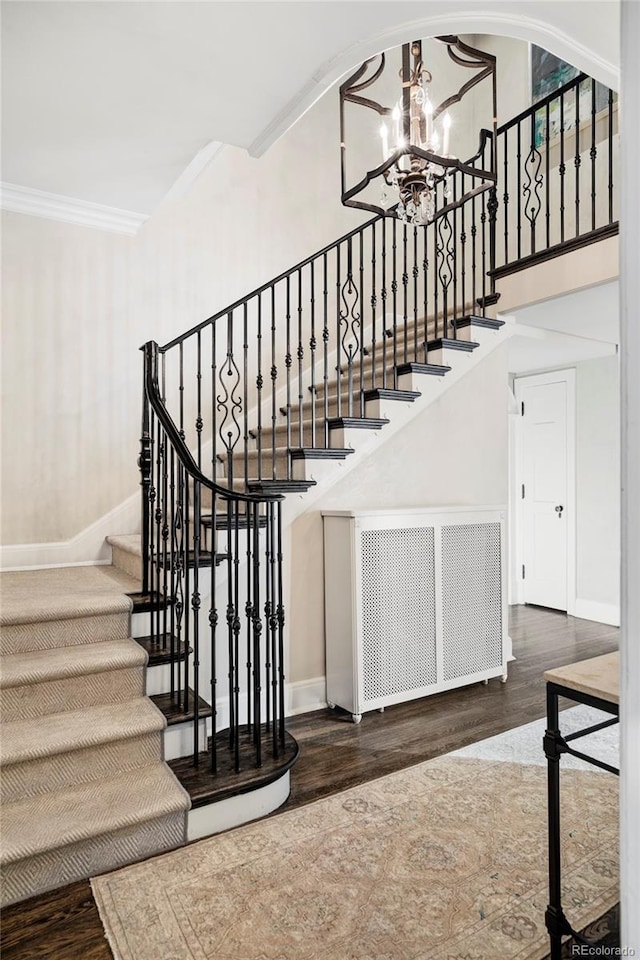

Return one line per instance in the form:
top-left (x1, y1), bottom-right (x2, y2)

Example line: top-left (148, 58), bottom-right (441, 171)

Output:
top-left (0, 182), bottom-right (149, 235)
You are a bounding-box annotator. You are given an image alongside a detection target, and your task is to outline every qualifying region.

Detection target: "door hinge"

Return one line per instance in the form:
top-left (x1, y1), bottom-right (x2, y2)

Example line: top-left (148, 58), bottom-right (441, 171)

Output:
top-left (521, 483), bottom-right (525, 499)
top-left (521, 401), bottom-right (525, 416)
top-left (522, 564), bottom-right (526, 580)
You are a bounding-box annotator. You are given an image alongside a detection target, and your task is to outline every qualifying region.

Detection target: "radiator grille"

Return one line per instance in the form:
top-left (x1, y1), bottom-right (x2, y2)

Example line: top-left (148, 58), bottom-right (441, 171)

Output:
top-left (441, 522), bottom-right (503, 680)
top-left (360, 527), bottom-right (437, 701)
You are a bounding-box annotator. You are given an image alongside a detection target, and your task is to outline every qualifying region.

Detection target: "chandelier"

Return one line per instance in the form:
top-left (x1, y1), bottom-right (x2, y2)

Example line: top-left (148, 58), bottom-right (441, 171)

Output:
top-left (339, 36), bottom-right (497, 226)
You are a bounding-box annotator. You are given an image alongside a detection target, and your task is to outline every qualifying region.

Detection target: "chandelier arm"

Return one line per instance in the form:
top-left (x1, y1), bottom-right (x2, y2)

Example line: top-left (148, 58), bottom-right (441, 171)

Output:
top-left (432, 67), bottom-right (494, 122)
top-left (342, 93), bottom-right (390, 115)
top-left (437, 35), bottom-right (497, 69)
top-left (342, 54), bottom-right (386, 96)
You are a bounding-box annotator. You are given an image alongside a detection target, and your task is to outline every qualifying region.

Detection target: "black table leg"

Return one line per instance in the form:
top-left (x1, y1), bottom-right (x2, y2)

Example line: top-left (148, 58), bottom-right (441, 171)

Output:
top-left (544, 683), bottom-right (571, 959)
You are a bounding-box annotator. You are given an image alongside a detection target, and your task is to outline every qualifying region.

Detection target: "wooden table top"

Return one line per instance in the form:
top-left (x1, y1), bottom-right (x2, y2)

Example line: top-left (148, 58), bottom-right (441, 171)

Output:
top-left (544, 651), bottom-right (619, 705)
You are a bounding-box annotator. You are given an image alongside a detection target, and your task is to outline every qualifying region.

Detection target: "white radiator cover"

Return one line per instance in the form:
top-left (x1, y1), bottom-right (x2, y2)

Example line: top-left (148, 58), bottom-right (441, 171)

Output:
top-left (323, 507), bottom-right (509, 720)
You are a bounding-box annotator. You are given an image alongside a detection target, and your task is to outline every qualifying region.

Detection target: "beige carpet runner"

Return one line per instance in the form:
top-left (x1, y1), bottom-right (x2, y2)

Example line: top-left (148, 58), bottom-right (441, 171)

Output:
top-left (92, 752), bottom-right (618, 960)
top-left (0, 565), bottom-right (190, 907)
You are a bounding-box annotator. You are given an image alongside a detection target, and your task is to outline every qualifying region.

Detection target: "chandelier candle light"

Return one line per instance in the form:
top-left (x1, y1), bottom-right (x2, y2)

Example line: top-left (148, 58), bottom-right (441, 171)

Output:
top-left (340, 37), bottom-right (498, 226)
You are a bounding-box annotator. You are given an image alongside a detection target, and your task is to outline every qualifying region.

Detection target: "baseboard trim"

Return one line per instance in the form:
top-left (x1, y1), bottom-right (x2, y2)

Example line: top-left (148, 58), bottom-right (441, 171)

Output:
top-left (574, 599), bottom-right (620, 627)
top-left (286, 677), bottom-right (327, 716)
top-left (0, 493), bottom-right (139, 570)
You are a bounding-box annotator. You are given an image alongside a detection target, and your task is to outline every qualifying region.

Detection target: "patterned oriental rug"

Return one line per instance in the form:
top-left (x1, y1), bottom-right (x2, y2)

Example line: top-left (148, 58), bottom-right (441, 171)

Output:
top-left (92, 707), bottom-right (619, 960)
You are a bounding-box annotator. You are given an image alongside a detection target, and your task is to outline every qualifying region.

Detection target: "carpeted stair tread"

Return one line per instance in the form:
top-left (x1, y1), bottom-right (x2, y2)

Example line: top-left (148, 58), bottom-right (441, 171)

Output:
top-left (0, 566), bottom-right (141, 625)
top-left (0, 698), bottom-right (165, 767)
top-left (0, 639), bottom-right (147, 689)
top-left (1, 764), bottom-right (190, 865)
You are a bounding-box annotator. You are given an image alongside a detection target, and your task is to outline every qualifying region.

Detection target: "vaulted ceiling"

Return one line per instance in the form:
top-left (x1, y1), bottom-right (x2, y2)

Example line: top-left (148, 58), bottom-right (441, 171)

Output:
top-left (1, 1), bottom-right (620, 217)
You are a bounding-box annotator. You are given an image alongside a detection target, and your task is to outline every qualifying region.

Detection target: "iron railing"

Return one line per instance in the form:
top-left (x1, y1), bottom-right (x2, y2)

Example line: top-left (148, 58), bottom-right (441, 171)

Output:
top-left (140, 342), bottom-right (286, 774)
top-left (493, 72), bottom-right (618, 277)
top-left (138, 67), bottom-right (618, 787)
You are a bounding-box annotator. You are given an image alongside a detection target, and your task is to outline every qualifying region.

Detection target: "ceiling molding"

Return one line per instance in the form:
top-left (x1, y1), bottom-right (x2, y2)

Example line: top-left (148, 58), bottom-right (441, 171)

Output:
top-left (159, 141), bottom-right (224, 207)
top-left (0, 182), bottom-right (149, 235)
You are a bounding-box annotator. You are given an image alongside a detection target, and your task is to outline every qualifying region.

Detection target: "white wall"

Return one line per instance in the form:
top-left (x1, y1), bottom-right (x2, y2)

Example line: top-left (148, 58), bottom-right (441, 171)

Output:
top-left (575, 354), bottom-right (620, 620)
top-left (0, 83), bottom-right (365, 548)
top-left (287, 345), bottom-right (509, 683)
top-left (620, 0), bottom-right (640, 948)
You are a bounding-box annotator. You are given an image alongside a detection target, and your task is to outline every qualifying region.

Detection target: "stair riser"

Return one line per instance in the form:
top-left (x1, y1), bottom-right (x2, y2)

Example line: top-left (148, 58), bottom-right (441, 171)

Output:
top-left (110, 544), bottom-right (142, 581)
top-left (0, 613), bottom-right (130, 656)
top-left (1, 732), bottom-right (163, 805)
top-left (1, 811), bottom-right (186, 908)
top-left (0, 666), bottom-right (145, 722)
top-left (164, 718), bottom-right (209, 761)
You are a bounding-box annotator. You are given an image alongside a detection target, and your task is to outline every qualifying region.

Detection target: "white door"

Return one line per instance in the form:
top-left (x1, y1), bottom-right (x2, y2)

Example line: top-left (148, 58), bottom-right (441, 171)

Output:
top-left (516, 370), bottom-right (575, 611)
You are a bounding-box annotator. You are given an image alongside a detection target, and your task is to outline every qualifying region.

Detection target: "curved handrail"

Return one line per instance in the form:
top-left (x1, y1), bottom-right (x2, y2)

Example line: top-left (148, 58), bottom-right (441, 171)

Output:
top-left (143, 341), bottom-right (282, 504)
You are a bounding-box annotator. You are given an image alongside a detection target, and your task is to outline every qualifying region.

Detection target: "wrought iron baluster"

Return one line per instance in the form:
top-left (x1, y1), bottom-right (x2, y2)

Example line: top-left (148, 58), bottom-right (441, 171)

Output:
top-left (359, 231), bottom-right (365, 417)
top-left (502, 130), bottom-right (509, 264)
top-left (471, 163), bottom-right (478, 315)
top-left (481, 148), bottom-right (487, 311)
top-left (191, 481), bottom-right (201, 766)
top-left (270, 286), bottom-right (277, 482)
top-left (460, 173), bottom-right (467, 321)
top-left (381, 218), bottom-right (388, 388)
top-left (183, 474), bottom-right (190, 715)
top-left (452, 177), bottom-right (458, 330)
top-left (545, 103), bottom-right (551, 248)
top-left (256, 295), bottom-right (263, 480)
top-left (422, 222), bottom-right (429, 362)
top-left (267, 501), bottom-right (278, 757)
top-left (209, 489), bottom-right (218, 774)
top-left (433, 187), bottom-right (439, 337)
top-left (179, 342), bottom-right (185, 441)
top-left (161, 424), bottom-right (169, 654)
top-left (276, 502), bottom-right (285, 746)
top-left (575, 81), bottom-right (581, 237)
top-left (174, 462), bottom-right (185, 710)
top-left (402, 222), bottom-right (408, 364)
top-left (335, 245), bottom-right (342, 419)
top-left (233, 500), bottom-right (240, 771)
top-left (245, 492), bottom-right (253, 738)
top-left (169, 447), bottom-right (176, 699)
top-left (309, 261), bottom-right (317, 448)
top-left (391, 219), bottom-right (398, 387)
top-left (262, 502), bottom-right (270, 734)
top-left (226, 500), bottom-right (234, 751)
top-left (252, 499), bottom-right (262, 768)
top-left (196, 331), bottom-right (203, 469)
top-left (285, 278), bottom-right (292, 479)
top-left (413, 226), bottom-right (419, 363)
top-left (338, 237), bottom-right (360, 419)
top-left (297, 269), bottom-right (304, 450)
top-left (370, 222), bottom-right (378, 389)
top-left (516, 122), bottom-right (522, 260)
top-left (591, 80), bottom-right (597, 232)
top-left (322, 254), bottom-right (329, 446)
top-left (608, 90), bottom-right (614, 224)
top-left (139, 373), bottom-right (152, 596)
top-left (523, 111), bottom-right (543, 256)
top-left (560, 93), bottom-right (566, 243)
top-left (242, 307), bottom-right (249, 486)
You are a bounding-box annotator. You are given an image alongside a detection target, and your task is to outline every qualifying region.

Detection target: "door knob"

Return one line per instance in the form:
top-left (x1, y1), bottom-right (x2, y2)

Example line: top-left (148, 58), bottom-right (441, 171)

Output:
top-left (555, 505), bottom-right (564, 518)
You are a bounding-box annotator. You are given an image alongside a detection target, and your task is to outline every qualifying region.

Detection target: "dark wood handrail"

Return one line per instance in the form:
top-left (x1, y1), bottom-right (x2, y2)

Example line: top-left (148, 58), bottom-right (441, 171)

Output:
top-left (142, 341), bottom-right (282, 504)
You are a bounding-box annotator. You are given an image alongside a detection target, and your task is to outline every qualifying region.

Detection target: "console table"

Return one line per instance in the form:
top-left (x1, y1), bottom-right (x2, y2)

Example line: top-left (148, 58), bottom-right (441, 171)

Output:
top-left (543, 651), bottom-right (619, 959)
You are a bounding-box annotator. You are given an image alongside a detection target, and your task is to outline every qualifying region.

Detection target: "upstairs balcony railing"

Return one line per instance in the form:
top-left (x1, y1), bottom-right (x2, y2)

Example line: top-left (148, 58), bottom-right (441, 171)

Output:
top-left (493, 72), bottom-right (619, 277)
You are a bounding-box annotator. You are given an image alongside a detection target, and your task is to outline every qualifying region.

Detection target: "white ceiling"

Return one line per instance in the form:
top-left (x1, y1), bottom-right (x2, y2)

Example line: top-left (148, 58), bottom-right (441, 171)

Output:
top-left (1, 1), bottom-right (620, 216)
top-left (506, 281), bottom-right (619, 375)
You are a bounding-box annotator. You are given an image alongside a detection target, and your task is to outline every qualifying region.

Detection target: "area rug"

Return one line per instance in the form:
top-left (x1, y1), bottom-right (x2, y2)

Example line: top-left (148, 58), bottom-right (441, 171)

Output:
top-left (92, 708), bottom-right (619, 960)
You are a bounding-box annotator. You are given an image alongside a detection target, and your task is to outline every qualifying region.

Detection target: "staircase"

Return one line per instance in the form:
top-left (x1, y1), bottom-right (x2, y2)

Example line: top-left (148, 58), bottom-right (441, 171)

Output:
top-left (0, 68), bottom-right (619, 905)
top-left (0, 566), bottom-right (190, 907)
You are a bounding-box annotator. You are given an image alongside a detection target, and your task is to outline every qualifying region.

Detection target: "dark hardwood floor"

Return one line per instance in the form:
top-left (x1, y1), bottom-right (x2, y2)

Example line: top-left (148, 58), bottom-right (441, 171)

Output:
top-left (0, 605), bottom-right (619, 960)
